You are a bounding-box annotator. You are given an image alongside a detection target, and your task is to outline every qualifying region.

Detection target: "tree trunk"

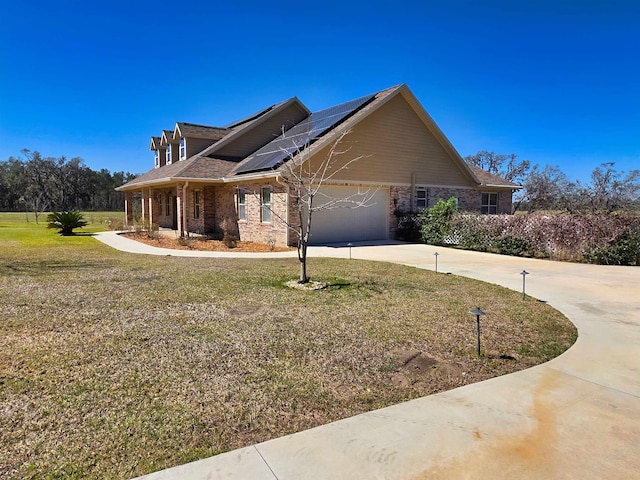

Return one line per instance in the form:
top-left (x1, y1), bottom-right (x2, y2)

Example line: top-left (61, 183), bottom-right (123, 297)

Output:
top-left (298, 241), bottom-right (309, 283)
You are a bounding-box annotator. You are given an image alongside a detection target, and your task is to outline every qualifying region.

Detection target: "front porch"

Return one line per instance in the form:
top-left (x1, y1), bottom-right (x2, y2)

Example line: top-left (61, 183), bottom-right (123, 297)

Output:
top-left (124, 183), bottom-right (230, 238)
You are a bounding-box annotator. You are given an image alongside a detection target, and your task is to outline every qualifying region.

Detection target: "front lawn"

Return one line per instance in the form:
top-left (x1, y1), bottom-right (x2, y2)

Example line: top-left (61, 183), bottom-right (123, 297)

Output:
top-left (0, 213), bottom-right (577, 479)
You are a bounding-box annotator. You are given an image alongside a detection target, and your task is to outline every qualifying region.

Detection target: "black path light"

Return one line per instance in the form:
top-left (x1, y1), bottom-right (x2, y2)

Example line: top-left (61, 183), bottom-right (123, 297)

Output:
top-left (469, 307), bottom-right (486, 356)
top-left (347, 242), bottom-right (353, 260)
top-left (434, 251), bottom-right (439, 273)
top-left (521, 270), bottom-right (530, 300)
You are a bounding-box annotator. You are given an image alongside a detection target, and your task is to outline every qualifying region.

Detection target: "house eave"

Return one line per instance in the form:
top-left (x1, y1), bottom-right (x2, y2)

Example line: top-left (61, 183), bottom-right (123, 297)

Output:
top-left (116, 177), bottom-right (226, 191)
top-left (222, 171), bottom-right (280, 183)
top-left (481, 183), bottom-right (523, 190)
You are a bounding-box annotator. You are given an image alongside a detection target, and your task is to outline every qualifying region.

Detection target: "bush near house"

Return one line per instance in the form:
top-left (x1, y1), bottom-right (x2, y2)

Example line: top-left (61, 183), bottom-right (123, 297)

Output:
top-left (398, 209), bottom-right (640, 265)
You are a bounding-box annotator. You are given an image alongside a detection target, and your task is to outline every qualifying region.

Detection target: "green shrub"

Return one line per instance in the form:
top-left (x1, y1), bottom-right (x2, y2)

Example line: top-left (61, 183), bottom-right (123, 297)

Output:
top-left (583, 231), bottom-right (640, 265)
top-left (421, 197), bottom-right (458, 246)
top-left (494, 236), bottom-right (535, 257)
top-left (394, 211), bottom-right (426, 242)
top-left (47, 211), bottom-right (88, 236)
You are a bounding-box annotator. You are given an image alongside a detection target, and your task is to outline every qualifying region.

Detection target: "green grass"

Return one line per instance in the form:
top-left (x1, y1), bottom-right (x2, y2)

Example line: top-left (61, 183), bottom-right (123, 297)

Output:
top-left (0, 213), bottom-right (577, 479)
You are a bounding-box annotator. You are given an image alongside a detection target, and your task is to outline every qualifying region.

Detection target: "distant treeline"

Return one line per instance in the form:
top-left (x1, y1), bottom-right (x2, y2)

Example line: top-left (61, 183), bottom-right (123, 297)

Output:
top-left (0, 150), bottom-right (138, 215)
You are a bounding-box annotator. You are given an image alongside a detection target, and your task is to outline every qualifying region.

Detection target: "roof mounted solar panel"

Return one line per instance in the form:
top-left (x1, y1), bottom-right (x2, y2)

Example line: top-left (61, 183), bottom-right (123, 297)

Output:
top-left (234, 92), bottom-right (377, 175)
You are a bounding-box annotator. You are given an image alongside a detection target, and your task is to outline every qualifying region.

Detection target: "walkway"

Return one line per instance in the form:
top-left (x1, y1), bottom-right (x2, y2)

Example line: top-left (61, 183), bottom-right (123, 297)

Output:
top-left (94, 231), bottom-right (640, 479)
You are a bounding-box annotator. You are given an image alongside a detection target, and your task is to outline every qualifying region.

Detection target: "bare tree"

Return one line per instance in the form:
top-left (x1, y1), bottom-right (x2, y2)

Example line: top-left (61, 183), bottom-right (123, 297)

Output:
top-left (266, 128), bottom-right (374, 283)
top-left (464, 151), bottom-right (531, 185)
top-left (520, 164), bottom-right (577, 212)
top-left (577, 162), bottom-right (640, 213)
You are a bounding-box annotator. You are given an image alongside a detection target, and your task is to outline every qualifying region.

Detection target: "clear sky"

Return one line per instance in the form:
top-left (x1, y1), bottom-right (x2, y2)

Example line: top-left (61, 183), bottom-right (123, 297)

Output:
top-left (1, 0), bottom-right (638, 182)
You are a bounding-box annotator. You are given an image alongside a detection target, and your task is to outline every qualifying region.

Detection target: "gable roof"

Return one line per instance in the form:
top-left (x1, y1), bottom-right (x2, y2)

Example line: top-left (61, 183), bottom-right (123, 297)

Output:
top-left (160, 130), bottom-right (176, 147)
top-left (120, 85), bottom-right (518, 191)
top-left (149, 136), bottom-right (162, 151)
top-left (239, 84), bottom-right (480, 186)
top-left (231, 91), bottom-right (378, 175)
top-left (199, 97), bottom-right (309, 160)
top-left (466, 164), bottom-right (521, 189)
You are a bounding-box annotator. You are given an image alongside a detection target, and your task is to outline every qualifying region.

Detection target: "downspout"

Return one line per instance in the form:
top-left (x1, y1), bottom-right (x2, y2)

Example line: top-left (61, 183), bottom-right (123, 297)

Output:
top-left (182, 181), bottom-right (189, 237)
top-left (411, 173), bottom-right (416, 212)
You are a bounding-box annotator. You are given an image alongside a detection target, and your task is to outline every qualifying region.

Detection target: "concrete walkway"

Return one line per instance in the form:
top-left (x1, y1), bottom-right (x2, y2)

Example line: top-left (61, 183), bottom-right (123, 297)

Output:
top-left (94, 232), bottom-right (640, 479)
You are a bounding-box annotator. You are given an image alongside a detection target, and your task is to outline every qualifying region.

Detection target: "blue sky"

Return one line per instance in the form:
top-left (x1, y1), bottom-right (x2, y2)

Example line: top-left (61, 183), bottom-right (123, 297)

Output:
top-left (1, 0), bottom-right (638, 183)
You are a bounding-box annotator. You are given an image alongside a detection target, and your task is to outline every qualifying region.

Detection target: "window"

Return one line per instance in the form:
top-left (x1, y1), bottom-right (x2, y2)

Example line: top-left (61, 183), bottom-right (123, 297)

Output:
top-left (166, 193), bottom-right (171, 216)
top-left (194, 191), bottom-right (201, 219)
top-left (261, 186), bottom-right (272, 223)
top-left (416, 188), bottom-right (427, 209)
top-left (154, 151), bottom-right (160, 168)
top-left (179, 138), bottom-right (186, 161)
top-left (166, 145), bottom-right (172, 164)
top-left (158, 193), bottom-right (163, 216)
top-left (237, 188), bottom-right (246, 221)
top-left (481, 192), bottom-right (498, 214)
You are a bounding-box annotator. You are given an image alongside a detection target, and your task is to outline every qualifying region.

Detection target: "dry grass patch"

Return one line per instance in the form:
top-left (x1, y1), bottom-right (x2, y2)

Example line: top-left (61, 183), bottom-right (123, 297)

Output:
top-left (0, 220), bottom-right (577, 479)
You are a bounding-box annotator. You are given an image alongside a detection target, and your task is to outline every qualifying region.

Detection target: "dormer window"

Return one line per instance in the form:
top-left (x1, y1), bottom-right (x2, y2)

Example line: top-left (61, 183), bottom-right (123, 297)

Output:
top-left (166, 145), bottom-right (172, 165)
top-left (179, 138), bottom-right (186, 161)
top-left (154, 151), bottom-right (160, 168)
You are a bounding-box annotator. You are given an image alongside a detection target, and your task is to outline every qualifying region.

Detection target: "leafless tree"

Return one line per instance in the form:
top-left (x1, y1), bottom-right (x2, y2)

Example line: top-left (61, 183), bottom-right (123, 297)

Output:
top-left (265, 128), bottom-right (375, 283)
top-left (576, 162), bottom-right (640, 213)
top-left (464, 150), bottom-right (531, 185)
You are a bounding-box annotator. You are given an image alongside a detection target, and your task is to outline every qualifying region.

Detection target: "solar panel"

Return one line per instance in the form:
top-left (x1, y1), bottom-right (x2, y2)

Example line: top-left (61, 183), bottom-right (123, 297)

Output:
top-left (234, 92), bottom-right (377, 175)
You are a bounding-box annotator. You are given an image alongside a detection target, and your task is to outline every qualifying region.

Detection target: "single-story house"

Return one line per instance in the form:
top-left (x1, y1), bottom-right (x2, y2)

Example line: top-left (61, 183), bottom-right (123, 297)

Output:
top-left (116, 84), bottom-right (519, 246)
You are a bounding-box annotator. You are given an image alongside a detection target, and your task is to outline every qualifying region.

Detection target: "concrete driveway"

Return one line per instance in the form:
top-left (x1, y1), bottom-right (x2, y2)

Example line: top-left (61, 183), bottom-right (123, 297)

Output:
top-left (94, 232), bottom-right (640, 479)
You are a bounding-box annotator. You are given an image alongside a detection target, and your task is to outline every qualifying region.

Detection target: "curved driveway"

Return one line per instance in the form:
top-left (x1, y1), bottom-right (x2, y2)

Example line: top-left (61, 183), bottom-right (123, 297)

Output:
top-left (94, 232), bottom-right (640, 479)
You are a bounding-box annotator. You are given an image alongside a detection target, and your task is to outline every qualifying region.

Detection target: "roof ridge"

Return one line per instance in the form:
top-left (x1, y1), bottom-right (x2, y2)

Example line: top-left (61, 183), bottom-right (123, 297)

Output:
top-left (177, 122), bottom-right (227, 130)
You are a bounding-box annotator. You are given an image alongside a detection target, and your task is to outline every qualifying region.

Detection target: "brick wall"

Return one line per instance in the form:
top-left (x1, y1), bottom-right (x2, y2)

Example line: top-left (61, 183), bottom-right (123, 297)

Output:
top-left (389, 185), bottom-right (513, 238)
top-left (234, 181), bottom-right (288, 246)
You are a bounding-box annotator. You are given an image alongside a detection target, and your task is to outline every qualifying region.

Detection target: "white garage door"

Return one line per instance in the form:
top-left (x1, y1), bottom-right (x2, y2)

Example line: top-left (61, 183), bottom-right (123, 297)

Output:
top-left (308, 186), bottom-right (389, 245)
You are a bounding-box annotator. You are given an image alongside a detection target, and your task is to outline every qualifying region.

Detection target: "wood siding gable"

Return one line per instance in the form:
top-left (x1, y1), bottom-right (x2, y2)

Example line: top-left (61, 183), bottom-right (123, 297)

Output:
top-left (307, 91), bottom-right (478, 187)
top-left (212, 101), bottom-right (309, 160)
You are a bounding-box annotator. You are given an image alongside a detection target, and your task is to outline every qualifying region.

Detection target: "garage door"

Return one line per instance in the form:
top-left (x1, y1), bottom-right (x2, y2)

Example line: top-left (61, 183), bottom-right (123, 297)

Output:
top-left (308, 186), bottom-right (389, 245)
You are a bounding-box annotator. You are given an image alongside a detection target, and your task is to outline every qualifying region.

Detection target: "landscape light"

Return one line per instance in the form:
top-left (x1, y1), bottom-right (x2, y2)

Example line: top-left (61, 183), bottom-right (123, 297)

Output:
top-left (521, 270), bottom-right (530, 300)
top-left (469, 307), bottom-right (486, 356)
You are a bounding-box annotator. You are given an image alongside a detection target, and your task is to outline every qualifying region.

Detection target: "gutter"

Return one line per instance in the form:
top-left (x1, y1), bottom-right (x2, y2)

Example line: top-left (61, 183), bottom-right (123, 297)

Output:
top-left (117, 171), bottom-right (281, 191)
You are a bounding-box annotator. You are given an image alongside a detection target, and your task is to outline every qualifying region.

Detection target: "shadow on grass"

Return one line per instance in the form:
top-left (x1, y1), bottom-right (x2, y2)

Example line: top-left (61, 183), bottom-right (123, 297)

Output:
top-left (2, 259), bottom-right (112, 276)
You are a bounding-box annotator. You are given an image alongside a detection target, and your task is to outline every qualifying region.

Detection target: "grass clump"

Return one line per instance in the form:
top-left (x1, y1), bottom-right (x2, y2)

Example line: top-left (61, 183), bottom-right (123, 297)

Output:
top-left (0, 213), bottom-right (577, 479)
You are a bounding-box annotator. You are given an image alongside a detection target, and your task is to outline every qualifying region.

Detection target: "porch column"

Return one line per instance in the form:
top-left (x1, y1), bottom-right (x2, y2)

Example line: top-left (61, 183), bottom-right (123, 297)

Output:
top-left (124, 192), bottom-right (133, 227)
top-left (176, 184), bottom-right (184, 236)
top-left (140, 189), bottom-right (148, 226)
top-left (147, 189), bottom-right (155, 228)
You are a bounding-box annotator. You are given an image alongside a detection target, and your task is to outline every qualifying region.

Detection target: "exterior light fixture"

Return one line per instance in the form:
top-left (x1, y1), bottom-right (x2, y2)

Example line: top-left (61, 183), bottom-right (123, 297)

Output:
top-left (434, 251), bottom-right (439, 273)
top-left (469, 307), bottom-right (486, 356)
top-left (520, 270), bottom-right (530, 300)
top-left (347, 242), bottom-right (353, 260)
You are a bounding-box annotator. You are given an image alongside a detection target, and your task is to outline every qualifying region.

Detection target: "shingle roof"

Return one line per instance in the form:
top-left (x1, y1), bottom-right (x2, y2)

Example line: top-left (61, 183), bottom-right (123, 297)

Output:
top-left (122, 85), bottom-right (518, 192)
top-left (160, 130), bottom-right (175, 146)
top-left (149, 136), bottom-right (162, 150)
top-left (174, 123), bottom-right (228, 140)
top-left (466, 164), bottom-right (521, 188)
top-left (116, 155), bottom-right (238, 189)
